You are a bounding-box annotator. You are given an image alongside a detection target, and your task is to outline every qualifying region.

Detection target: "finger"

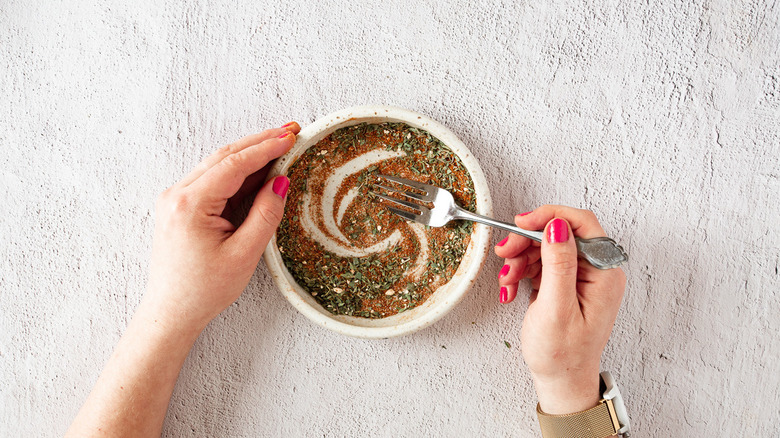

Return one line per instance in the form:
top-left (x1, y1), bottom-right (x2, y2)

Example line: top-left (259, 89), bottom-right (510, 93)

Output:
top-left (192, 132), bottom-right (296, 207)
top-left (180, 122), bottom-right (301, 187)
top-left (579, 266), bottom-right (627, 320)
top-left (524, 246), bottom-right (542, 266)
top-left (524, 260), bottom-right (542, 279)
top-left (498, 255), bottom-right (528, 287)
top-left (494, 231), bottom-right (533, 258)
top-left (221, 164), bottom-right (274, 221)
top-left (500, 283), bottom-right (517, 304)
top-left (228, 175), bottom-right (290, 260)
top-left (515, 205), bottom-right (606, 239)
top-left (530, 273), bottom-right (542, 291)
top-left (576, 262), bottom-right (601, 283)
top-left (232, 164), bottom-right (274, 202)
top-left (536, 218), bottom-right (579, 309)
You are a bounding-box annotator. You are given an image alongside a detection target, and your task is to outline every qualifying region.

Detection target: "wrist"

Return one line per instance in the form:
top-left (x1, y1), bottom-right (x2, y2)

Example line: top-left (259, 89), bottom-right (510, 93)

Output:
top-left (134, 297), bottom-right (207, 345)
top-left (533, 371), bottom-right (601, 415)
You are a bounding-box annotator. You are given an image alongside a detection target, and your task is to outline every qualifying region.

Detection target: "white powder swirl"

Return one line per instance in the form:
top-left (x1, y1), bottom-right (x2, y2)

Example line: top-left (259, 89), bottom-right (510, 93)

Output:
top-left (299, 148), bottom-right (429, 280)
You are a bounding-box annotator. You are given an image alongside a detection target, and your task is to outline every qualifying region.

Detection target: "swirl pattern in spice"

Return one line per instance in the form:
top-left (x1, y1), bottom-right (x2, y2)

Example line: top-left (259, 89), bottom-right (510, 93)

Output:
top-left (277, 122), bottom-right (476, 318)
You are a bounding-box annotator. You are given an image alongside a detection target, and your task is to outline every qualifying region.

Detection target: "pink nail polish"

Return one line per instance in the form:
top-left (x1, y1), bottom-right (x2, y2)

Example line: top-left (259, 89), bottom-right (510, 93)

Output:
top-left (272, 176), bottom-right (290, 198)
top-left (519, 211), bottom-right (532, 216)
top-left (500, 287), bottom-right (508, 303)
top-left (499, 264), bottom-right (510, 279)
top-left (547, 218), bottom-right (569, 243)
top-left (281, 122), bottom-right (296, 128)
top-left (496, 237), bottom-right (508, 247)
top-left (278, 132), bottom-right (293, 139)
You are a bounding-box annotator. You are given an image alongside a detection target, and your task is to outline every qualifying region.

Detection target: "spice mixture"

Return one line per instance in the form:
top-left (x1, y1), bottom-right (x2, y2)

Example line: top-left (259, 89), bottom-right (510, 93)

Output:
top-left (276, 122), bottom-right (476, 318)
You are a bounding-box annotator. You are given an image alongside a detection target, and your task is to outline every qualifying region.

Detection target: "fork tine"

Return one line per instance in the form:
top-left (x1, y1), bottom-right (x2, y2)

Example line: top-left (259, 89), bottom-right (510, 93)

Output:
top-left (373, 183), bottom-right (427, 202)
top-left (376, 174), bottom-right (433, 194)
top-left (386, 206), bottom-right (421, 222)
top-left (372, 192), bottom-right (427, 213)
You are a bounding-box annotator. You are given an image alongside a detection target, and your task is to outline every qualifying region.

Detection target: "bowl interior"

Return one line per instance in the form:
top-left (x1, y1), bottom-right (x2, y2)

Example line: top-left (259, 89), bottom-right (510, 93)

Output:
top-left (263, 106), bottom-right (492, 338)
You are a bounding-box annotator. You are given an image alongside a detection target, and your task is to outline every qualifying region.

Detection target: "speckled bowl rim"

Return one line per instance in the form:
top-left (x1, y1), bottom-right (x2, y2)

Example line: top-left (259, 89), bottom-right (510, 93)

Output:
top-left (263, 105), bottom-right (493, 339)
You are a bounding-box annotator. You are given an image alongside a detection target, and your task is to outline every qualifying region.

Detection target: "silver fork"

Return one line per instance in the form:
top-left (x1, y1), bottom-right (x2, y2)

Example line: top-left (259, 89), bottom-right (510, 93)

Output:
top-left (371, 174), bottom-right (627, 270)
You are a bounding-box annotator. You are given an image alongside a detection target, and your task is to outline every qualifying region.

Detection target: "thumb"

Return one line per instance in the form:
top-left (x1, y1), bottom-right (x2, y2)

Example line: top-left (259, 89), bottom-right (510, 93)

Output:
top-left (230, 175), bottom-right (290, 258)
top-left (537, 218), bottom-right (579, 308)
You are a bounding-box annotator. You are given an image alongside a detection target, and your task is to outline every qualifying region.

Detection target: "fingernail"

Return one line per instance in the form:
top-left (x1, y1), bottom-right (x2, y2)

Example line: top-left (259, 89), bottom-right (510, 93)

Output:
top-left (272, 176), bottom-right (290, 198)
top-left (496, 236), bottom-right (508, 247)
top-left (281, 122), bottom-right (296, 129)
top-left (547, 218), bottom-right (569, 243)
top-left (519, 211), bottom-right (532, 216)
top-left (500, 287), bottom-right (508, 303)
top-left (278, 132), bottom-right (293, 139)
top-left (499, 264), bottom-right (510, 279)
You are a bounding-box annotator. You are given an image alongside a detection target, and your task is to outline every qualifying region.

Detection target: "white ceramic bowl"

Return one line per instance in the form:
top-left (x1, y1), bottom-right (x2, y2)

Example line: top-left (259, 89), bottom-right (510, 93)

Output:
top-left (263, 105), bottom-right (492, 339)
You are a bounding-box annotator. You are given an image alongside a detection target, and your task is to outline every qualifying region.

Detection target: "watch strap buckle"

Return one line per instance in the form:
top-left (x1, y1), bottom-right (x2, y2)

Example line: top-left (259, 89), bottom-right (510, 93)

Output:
top-left (604, 398), bottom-right (622, 434)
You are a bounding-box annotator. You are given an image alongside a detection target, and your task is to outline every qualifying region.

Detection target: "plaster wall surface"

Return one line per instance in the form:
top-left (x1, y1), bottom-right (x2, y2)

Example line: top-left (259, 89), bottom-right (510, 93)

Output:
top-left (1, 0), bottom-right (778, 436)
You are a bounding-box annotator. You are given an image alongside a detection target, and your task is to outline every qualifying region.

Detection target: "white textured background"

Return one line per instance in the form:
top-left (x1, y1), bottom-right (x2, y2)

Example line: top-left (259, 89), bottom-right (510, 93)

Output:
top-left (2, 0), bottom-right (779, 436)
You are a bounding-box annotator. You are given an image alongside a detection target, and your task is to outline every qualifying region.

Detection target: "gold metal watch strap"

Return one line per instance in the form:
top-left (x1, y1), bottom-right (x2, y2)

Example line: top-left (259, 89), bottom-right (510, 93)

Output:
top-left (536, 400), bottom-right (619, 438)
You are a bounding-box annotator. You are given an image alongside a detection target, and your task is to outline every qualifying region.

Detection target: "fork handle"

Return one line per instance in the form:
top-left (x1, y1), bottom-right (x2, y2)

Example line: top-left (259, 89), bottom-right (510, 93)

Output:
top-left (452, 208), bottom-right (627, 270)
top-left (453, 209), bottom-right (545, 242)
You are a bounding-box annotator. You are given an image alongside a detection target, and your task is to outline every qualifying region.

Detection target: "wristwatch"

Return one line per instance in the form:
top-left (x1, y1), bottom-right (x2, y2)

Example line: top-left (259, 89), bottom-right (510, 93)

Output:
top-left (536, 371), bottom-right (631, 437)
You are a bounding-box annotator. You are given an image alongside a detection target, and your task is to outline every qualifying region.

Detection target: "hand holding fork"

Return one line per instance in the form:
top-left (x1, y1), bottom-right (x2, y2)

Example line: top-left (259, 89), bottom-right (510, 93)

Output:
top-left (370, 174), bottom-right (627, 270)
top-left (371, 173), bottom-right (628, 417)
